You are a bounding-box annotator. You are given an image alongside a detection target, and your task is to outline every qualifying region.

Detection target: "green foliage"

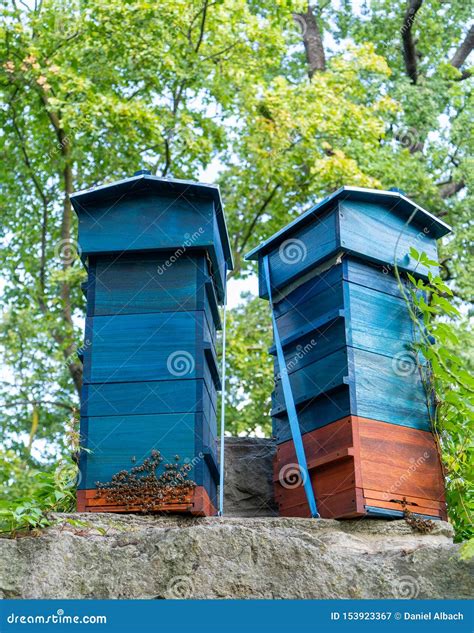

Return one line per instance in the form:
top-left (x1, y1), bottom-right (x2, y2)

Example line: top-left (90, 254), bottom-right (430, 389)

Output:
top-left (400, 249), bottom-right (474, 541)
top-left (459, 538), bottom-right (474, 561)
top-left (0, 460), bottom-right (78, 536)
top-left (225, 294), bottom-right (274, 435)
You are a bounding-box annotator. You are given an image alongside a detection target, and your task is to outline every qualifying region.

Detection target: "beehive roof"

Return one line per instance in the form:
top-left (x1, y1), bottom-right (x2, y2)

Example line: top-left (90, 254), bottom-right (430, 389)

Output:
top-left (245, 186), bottom-right (451, 261)
top-left (71, 173), bottom-right (234, 270)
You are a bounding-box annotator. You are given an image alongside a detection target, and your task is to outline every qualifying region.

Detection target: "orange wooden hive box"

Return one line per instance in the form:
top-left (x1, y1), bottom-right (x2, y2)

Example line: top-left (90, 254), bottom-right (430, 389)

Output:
top-left (76, 486), bottom-right (216, 516)
top-left (274, 416), bottom-right (446, 520)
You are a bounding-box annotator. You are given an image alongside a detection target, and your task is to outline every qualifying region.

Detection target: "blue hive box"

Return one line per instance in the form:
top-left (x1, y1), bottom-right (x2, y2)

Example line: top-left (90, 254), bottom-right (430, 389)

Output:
top-left (73, 172), bottom-right (232, 515)
top-left (246, 186), bottom-right (451, 520)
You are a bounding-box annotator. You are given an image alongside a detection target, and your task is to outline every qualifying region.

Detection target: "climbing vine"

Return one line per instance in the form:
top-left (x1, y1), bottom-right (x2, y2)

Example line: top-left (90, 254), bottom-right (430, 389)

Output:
top-left (395, 248), bottom-right (474, 545)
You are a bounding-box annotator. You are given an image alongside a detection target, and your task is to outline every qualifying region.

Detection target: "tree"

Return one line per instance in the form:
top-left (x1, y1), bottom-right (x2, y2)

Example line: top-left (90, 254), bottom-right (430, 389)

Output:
top-left (0, 0), bottom-right (298, 461)
top-left (222, 0), bottom-right (473, 433)
top-left (0, 0), bottom-right (472, 536)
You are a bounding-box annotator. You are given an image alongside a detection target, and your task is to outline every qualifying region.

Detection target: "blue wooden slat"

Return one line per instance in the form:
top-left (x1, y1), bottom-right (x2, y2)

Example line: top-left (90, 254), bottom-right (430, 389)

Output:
top-left (365, 506), bottom-right (440, 521)
top-left (344, 257), bottom-right (410, 299)
top-left (350, 347), bottom-right (432, 431)
top-left (258, 210), bottom-right (338, 298)
top-left (272, 348), bottom-right (349, 412)
top-left (271, 318), bottom-right (346, 376)
top-left (272, 262), bottom-right (343, 319)
top-left (81, 379), bottom-right (216, 419)
top-left (271, 345), bottom-right (430, 433)
top-left (245, 186), bottom-right (450, 262)
top-left (79, 411), bottom-right (217, 489)
top-left (91, 253), bottom-right (199, 316)
top-left (339, 200), bottom-right (439, 278)
top-left (274, 284), bottom-right (344, 342)
top-left (82, 311), bottom-right (214, 385)
top-left (346, 282), bottom-right (421, 357)
top-left (272, 385), bottom-right (352, 444)
top-left (204, 278), bottom-right (222, 330)
top-left (76, 191), bottom-right (227, 300)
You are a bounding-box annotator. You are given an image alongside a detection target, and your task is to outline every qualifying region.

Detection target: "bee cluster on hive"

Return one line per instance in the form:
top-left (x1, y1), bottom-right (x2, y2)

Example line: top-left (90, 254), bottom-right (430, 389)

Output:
top-left (95, 449), bottom-right (196, 511)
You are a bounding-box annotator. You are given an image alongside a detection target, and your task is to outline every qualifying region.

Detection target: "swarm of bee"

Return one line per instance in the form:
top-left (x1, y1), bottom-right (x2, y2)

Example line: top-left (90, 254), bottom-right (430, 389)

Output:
top-left (95, 450), bottom-right (196, 512)
top-left (403, 507), bottom-right (436, 534)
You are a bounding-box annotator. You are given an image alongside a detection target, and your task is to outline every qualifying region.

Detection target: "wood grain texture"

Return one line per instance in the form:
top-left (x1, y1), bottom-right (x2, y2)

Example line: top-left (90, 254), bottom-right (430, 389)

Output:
top-left (346, 282), bottom-right (419, 356)
top-left (357, 418), bottom-right (445, 502)
top-left (78, 411), bottom-right (217, 490)
top-left (76, 485), bottom-right (217, 516)
top-left (350, 347), bottom-right (432, 431)
top-left (258, 209), bottom-right (338, 297)
top-left (272, 385), bottom-right (352, 444)
top-left (271, 319), bottom-right (346, 376)
top-left (90, 253), bottom-right (200, 316)
top-left (343, 257), bottom-right (409, 299)
top-left (76, 190), bottom-right (227, 298)
top-left (272, 348), bottom-right (349, 411)
top-left (274, 415), bottom-right (446, 520)
top-left (273, 262), bottom-right (343, 318)
top-left (339, 200), bottom-right (439, 278)
top-left (82, 310), bottom-right (217, 388)
top-left (81, 379), bottom-right (216, 419)
top-left (277, 488), bottom-right (365, 519)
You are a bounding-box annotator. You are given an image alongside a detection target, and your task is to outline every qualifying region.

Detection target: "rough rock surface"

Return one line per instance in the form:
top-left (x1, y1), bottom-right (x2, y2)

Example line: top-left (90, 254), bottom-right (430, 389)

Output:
top-left (220, 437), bottom-right (277, 517)
top-left (0, 514), bottom-right (472, 599)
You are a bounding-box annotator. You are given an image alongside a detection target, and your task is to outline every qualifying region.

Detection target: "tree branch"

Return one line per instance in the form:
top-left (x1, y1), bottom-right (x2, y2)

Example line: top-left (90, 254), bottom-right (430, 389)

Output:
top-left (194, 0), bottom-right (209, 53)
top-left (229, 183), bottom-right (281, 278)
top-left (37, 87), bottom-right (83, 396)
top-left (450, 25), bottom-right (474, 69)
top-left (294, 3), bottom-right (326, 79)
top-left (8, 92), bottom-right (50, 295)
top-left (438, 180), bottom-right (465, 200)
top-left (401, 0), bottom-right (423, 84)
top-left (0, 400), bottom-right (74, 412)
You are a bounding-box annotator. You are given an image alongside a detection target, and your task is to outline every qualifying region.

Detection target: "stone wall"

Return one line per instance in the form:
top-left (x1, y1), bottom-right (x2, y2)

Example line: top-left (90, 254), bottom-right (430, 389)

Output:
top-left (0, 438), bottom-right (471, 599)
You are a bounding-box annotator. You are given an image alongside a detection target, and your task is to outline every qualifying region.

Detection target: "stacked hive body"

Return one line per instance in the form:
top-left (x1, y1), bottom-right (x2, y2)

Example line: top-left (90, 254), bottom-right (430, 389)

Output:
top-left (246, 187), bottom-right (451, 520)
top-left (72, 173), bottom-right (232, 516)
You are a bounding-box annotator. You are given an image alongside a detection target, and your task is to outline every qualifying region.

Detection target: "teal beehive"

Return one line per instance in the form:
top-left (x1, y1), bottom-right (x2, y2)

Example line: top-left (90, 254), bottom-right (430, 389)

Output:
top-left (247, 186), bottom-right (450, 520)
top-left (73, 172), bottom-right (232, 515)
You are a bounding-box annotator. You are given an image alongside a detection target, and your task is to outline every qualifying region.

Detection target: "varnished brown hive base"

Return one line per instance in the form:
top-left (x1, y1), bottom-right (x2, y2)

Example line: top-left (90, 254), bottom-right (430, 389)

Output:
top-left (274, 416), bottom-right (447, 520)
top-left (76, 486), bottom-right (217, 516)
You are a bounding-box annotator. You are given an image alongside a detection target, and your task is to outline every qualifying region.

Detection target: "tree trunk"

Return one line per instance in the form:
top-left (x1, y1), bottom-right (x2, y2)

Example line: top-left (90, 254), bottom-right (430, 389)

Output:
top-left (294, 3), bottom-right (326, 79)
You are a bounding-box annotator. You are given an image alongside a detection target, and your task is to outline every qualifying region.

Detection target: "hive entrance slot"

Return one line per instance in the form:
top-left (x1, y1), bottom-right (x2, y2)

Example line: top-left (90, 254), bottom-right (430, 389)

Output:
top-left (389, 497), bottom-right (419, 507)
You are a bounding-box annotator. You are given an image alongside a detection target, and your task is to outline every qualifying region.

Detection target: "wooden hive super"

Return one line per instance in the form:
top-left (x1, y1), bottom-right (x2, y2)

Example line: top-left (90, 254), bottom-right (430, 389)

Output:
top-left (73, 171), bottom-right (233, 515)
top-left (246, 186), bottom-right (451, 521)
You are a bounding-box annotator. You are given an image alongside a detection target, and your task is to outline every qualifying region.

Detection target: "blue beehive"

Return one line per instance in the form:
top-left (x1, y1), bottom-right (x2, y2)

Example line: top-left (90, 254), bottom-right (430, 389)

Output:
top-left (73, 172), bottom-right (232, 515)
top-left (246, 186), bottom-right (451, 520)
